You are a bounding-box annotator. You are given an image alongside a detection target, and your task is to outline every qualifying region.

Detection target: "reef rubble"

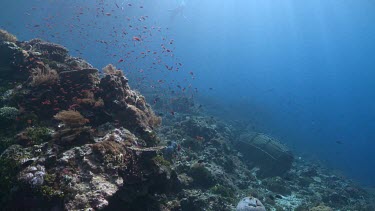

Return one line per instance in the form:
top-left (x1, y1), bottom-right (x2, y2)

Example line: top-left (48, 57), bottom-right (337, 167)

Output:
top-left (1, 30), bottom-right (375, 210)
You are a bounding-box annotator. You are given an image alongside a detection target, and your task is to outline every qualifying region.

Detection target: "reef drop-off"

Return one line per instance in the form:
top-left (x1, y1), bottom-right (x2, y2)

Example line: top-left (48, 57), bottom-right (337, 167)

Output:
top-left (0, 30), bottom-right (167, 210)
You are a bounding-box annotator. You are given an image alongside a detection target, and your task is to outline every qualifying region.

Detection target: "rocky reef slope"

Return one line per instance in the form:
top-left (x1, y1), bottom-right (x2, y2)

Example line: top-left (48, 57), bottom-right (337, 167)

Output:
top-left (0, 30), bottom-right (166, 210)
top-left (155, 114), bottom-right (375, 210)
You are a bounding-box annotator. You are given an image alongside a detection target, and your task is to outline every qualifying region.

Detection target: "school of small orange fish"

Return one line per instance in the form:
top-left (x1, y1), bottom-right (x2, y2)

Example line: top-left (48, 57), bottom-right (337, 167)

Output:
top-left (11, 0), bottom-right (200, 116)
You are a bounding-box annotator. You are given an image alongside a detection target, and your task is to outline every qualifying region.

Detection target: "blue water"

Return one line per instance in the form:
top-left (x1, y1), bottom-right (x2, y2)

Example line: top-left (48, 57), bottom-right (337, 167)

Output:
top-left (1, 0), bottom-right (375, 186)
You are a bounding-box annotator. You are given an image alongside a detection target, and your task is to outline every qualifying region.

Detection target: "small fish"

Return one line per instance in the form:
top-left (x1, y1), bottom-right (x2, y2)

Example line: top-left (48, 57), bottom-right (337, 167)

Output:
top-left (118, 59), bottom-right (124, 63)
top-left (336, 141), bottom-right (343, 145)
top-left (170, 111), bottom-right (175, 116)
top-left (133, 36), bottom-right (141, 41)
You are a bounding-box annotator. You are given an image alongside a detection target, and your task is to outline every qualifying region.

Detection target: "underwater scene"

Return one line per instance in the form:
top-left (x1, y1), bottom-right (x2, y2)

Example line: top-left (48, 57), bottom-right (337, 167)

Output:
top-left (1, 0), bottom-right (375, 210)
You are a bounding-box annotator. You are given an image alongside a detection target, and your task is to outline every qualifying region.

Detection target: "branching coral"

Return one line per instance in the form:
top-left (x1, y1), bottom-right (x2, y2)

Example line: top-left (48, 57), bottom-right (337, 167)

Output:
top-left (54, 110), bottom-right (89, 128)
top-left (0, 29), bottom-right (17, 42)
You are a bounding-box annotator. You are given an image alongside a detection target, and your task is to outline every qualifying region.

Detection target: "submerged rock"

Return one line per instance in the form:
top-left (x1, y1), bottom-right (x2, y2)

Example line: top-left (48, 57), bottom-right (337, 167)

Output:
top-left (22, 38), bottom-right (68, 62)
top-left (236, 132), bottom-right (293, 178)
top-left (236, 196), bottom-right (266, 211)
top-left (19, 164), bottom-right (46, 186)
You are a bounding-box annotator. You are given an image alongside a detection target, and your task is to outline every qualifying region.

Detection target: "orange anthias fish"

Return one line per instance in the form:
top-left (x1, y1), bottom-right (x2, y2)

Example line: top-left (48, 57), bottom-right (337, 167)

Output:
top-left (133, 36), bottom-right (141, 41)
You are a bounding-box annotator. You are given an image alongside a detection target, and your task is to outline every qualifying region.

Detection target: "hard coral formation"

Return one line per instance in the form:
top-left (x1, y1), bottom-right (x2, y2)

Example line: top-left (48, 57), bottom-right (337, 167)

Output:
top-left (0, 29), bottom-right (17, 42)
top-left (0, 35), bottom-right (165, 210)
top-left (236, 196), bottom-right (266, 211)
top-left (25, 38), bottom-right (68, 62)
top-left (102, 63), bottom-right (124, 76)
top-left (99, 69), bottom-right (161, 142)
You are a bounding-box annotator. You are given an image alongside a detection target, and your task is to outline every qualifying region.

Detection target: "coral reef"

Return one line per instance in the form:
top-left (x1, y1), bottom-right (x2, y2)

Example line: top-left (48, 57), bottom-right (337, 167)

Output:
top-left (0, 35), bottom-right (166, 210)
top-left (0, 32), bottom-right (374, 211)
top-left (153, 111), bottom-right (375, 210)
top-left (0, 29), bottom-right (17, 42)
top-left (102, 63), bottom-right (124, 77)
top-left (29, 65), bottom-right (59, 87)
top-left (54, 110), bottom-right (88, 128)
